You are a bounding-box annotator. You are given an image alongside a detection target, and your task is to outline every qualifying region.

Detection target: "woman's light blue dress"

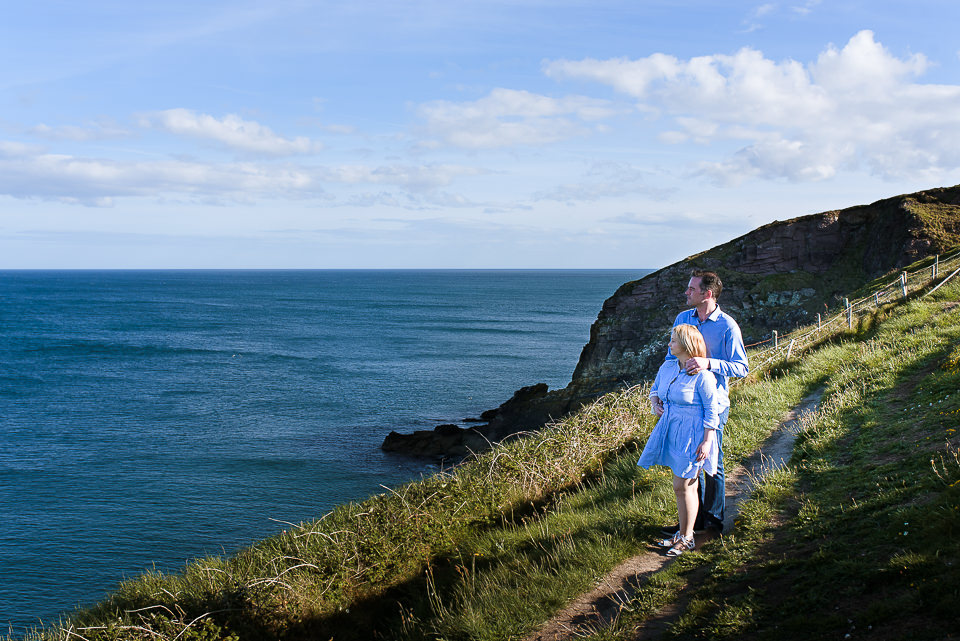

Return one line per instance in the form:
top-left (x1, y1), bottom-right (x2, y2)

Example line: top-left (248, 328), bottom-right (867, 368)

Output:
top-left (637, 361), bottom-right (726, 478)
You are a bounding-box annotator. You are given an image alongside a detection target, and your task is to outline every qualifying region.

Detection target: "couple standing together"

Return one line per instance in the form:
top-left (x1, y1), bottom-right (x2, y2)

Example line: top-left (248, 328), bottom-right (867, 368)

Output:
top-left (637, 270), bottom-right (749, 557)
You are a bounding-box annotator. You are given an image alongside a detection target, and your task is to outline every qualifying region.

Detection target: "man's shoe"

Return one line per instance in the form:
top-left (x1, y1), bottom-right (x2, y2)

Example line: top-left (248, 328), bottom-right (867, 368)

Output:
top-left (662, 522), bottom-right (713, 537)
top-left (656, 531), bottom-right (682, 547)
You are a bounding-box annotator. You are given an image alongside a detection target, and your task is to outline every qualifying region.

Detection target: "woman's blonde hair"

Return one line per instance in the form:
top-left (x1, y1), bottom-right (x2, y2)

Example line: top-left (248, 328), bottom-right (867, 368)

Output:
top-left (672, 324), bottom-right (707, 359)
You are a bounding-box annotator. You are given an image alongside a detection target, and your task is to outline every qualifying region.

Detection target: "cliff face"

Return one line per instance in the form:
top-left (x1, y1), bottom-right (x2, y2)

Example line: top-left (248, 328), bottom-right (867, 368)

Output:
top-left (383, 185), bottom-right (960, 457)
top-left (570, 185), bottom-right (960, 394)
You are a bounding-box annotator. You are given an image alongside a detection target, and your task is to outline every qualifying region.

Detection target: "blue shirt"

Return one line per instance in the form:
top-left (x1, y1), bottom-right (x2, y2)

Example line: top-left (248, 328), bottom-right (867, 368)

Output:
top-left (666, 305), bottom-right (749, 394)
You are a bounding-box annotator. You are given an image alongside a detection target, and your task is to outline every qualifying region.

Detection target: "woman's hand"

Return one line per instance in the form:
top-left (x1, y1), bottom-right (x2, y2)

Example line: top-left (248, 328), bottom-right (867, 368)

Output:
top-left (696, 429), bottom-right (717, 462)
top-left (651, 396), bottom-right (664, 417)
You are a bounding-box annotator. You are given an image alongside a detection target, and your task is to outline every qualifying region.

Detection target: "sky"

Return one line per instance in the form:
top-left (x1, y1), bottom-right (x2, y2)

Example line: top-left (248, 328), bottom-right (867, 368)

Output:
top-left (1, 0), bottom-right (959, 269)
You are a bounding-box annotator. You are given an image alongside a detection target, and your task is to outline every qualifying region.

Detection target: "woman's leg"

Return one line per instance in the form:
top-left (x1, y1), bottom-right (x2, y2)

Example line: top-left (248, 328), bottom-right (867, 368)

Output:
top-left (674, 474), bottom-right (699, 540)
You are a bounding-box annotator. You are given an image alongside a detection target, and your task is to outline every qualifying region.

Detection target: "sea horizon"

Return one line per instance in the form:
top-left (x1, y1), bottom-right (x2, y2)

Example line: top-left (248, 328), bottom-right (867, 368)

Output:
top-left (0, 267), bottom-right (650, 272)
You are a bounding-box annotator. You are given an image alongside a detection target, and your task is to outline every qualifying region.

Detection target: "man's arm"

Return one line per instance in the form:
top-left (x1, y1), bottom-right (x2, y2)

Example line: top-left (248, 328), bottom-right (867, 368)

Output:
top-left (706, 324), bottom-right (749, 379)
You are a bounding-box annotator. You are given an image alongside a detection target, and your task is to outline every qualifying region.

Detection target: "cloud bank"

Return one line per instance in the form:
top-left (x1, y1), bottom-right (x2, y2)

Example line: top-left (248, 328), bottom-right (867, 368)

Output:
top-left (0, 141), bottom-right (478, 206)
top-left (545, 30), bottom-right (960, 184)
top-left (4, 31), bottom-right (960, 210)
top-left (417, 88), bottom-right (617, 149)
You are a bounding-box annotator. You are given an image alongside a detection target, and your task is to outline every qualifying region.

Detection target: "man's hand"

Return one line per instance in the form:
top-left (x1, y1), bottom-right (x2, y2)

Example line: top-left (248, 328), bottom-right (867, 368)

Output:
top-left (685, 356), bottom-right (710, 374)
top-left (651, 396), bottom-right (664, 417)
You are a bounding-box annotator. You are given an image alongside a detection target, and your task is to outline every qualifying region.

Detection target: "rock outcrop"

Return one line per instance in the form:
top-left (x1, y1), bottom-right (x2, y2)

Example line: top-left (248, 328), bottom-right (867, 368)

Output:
top-left (383, 185), bottom-right (960, 457)
top-left (571, 184), bottom-right (960, 393)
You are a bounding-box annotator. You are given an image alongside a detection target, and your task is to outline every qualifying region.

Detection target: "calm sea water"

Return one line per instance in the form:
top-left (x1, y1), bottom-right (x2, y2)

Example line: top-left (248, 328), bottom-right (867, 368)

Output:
top-left (0, 269), bottom-right (648, 632)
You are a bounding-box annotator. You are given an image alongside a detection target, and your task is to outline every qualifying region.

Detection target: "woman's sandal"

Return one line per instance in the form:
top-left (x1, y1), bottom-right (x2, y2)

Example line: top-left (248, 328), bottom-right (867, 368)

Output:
top-left (657, 531), bottom-right (683, 547)
top-left (666, 535), bottom-right (696, 556)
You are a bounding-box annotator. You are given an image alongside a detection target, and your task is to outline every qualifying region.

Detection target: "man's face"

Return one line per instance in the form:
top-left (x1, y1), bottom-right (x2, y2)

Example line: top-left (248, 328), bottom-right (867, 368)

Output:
top-left (685, 277), bottom-right (707, 306)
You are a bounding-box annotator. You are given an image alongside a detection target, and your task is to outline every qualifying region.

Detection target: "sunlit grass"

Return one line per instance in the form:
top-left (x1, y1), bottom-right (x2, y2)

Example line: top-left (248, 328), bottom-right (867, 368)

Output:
top-left (19, 275), bottom-right (960, 641)
top-left (577, 278), bottom-right (960, 640)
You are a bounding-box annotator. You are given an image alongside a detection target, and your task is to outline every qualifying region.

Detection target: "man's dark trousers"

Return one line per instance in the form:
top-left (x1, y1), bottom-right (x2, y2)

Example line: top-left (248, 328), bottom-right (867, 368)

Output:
top-left (697, 408), bottom-right (729, 531)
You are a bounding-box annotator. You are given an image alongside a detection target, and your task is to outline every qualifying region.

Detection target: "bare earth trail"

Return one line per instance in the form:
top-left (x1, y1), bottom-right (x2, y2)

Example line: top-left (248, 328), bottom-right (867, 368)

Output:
top-left (525, 389), bottom-right (824, 641)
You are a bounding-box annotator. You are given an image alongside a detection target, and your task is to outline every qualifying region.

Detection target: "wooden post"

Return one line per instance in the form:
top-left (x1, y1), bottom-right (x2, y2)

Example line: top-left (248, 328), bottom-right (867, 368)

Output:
top-left (773, 330), bottom-right (778, 348)
top-left (845, 298), bottom-right (852, 328)
top-left (900, 272), bottom-right (908, 299)
top-left (786, 338), bottom-right (796, 360)
top-left (935, 254), bottom-right (939, 278)
top-left (817, 313), bottom-right (821, 331)
top-left (875, 291), bottom-right (880, 307)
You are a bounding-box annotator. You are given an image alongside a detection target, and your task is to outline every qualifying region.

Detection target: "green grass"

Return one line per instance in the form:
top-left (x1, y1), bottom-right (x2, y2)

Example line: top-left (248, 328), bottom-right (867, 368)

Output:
top-left (23, 381), bottom-right (661, 641)
top-left (19, 270), bottom-right (960, 641)
top-left (577, 279), bottom-right (960, 640)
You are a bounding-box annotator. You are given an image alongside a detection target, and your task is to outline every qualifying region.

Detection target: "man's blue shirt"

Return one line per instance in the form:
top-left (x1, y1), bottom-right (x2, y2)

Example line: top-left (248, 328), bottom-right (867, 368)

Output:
top-left (666, 305), bottom-right (749, 394)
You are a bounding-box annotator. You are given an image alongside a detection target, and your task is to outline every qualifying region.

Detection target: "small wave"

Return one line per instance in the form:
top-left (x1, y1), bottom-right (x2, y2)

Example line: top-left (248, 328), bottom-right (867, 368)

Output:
top-left (157, 389), bottom-right (209, 398)
top-left (22, 340), bottom-right (322, 363)
top-left (26, 340), bottom-right (228, 358)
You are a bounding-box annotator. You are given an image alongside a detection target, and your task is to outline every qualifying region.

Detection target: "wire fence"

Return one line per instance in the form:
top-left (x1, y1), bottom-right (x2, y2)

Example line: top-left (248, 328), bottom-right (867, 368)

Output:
top-left (743, 246), bottom-right (960, 375)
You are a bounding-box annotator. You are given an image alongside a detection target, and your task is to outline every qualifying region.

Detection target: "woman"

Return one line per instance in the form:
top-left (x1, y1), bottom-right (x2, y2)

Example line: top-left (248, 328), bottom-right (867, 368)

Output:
top-left (638, 324), bottom-right (725, 556)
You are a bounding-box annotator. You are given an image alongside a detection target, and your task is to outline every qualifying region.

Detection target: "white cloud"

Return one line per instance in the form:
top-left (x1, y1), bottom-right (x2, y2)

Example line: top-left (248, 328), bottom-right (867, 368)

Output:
top-left (30, 121), bottom-right (129, 142)
top-left (417, 88), bottom-right (619, 149)
top-left (0, 143), bottom-right (482, 206)
top-left (792, 0), bottom-right (821, 15)
top-left (140, 109), bottom-right (322, 156)
top-left (325, 163), bottom-right (484, 192)
top-left (533, 161), bottom-right (672, 203)
top-left (0, 141), bottom-right (42, 157)
top-left (340, 189), bottom-right (488, 211)
top-left (742, 2), bottom-right (777, 30)
top-left (0, 151), bottom-right (322, 206)
top-left (545, 31), bottom-right (960, 184)
top-left (811, 30), bottom-right (928, 94)
top-left (754, 3), bottom-right (777, 18)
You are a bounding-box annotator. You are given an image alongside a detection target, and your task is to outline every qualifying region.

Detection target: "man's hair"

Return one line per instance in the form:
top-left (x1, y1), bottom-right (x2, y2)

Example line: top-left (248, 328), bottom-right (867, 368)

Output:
top-left (692, 269), bottom-right (722, 299)
top-left (672, 324), bottom-right (707, 359)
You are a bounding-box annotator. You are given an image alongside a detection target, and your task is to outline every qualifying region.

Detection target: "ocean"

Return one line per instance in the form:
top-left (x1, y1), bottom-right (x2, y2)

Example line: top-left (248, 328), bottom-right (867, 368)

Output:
top-left (0, 269), bottom-right (649, 632)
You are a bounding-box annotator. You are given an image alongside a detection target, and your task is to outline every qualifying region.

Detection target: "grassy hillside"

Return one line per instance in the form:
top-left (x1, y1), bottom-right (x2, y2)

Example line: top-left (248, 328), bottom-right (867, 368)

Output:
top-left (577, 280), bottom-right (960, 640)
top-left (21, 272), bottom-right (960, 640)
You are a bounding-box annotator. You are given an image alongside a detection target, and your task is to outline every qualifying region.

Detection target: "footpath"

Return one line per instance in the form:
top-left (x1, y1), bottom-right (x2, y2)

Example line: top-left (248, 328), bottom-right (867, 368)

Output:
top-left (525, 389), bottom-right (824, 641)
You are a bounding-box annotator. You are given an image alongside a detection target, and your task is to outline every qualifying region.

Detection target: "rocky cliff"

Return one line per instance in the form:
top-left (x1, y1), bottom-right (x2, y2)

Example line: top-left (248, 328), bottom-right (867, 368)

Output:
top-left (383, 184), bottom-right (960, 457)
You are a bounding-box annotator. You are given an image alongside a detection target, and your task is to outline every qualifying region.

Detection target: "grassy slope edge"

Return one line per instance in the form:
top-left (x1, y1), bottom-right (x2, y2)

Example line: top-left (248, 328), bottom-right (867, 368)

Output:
top-left (20, 272), bottom-right (960, 641)
top-left (581, 280), bottom-right (960, 640)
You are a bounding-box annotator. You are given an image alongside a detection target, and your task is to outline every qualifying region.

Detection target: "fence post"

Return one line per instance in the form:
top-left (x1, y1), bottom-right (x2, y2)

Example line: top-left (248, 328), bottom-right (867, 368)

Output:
top-left (773, 330), bottom-right (778, 348)
top-left (817, 313), bottom-right (821, 331)
top-left (845, 298), bottom-right (852, 328)
top-left (786, 338), bottom-right (796, 360)
top-left (935, 254), bottom-right (939, 278)
top-left (900, 272), bottom-right (908, 299)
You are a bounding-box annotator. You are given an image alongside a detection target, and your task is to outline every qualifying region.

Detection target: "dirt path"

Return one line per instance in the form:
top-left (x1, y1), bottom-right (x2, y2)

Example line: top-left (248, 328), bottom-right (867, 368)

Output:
top-left (524, 389), bottom-right (824, 641)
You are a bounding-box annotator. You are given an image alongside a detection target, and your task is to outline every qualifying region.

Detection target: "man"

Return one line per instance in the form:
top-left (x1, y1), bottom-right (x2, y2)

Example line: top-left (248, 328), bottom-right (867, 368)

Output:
top-left (651, 269), bottom-right (748, 535)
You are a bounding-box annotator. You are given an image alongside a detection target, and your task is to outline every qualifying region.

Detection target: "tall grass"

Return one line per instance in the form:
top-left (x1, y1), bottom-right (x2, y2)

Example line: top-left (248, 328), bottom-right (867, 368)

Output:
top-left (575, 278), bottom-right (960, 640)
top-left (26, 385), bottom-right (655, 641)
top-left (25, 269), bottom-right (960, 641)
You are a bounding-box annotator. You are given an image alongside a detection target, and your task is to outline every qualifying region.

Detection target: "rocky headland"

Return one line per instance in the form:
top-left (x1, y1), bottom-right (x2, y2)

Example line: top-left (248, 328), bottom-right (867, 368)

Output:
top-left (382, 184), bottom-right (960, 458)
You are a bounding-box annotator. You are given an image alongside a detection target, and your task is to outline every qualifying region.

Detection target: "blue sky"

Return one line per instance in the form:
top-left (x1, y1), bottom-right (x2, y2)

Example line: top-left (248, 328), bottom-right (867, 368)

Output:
top-left (2, 0), bottom-right (959, 268)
